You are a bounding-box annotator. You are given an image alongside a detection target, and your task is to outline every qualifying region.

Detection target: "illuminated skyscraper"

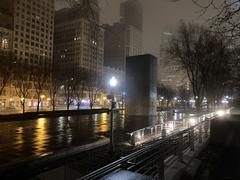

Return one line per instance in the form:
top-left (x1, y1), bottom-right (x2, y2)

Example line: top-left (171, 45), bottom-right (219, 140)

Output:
top-left (54, 2), bottom-right (104, 74)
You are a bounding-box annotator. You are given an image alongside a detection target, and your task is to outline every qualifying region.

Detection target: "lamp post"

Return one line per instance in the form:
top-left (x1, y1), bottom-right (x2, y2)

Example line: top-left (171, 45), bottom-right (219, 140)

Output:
top-left (109, 76), bottom-right (117, 153)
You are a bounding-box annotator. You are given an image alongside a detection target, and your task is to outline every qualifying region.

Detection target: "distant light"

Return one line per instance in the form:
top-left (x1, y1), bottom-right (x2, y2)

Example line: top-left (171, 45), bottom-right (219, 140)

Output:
top-left (40, 95), bottom-right (45, 99)
top-left (216, 110), bottom-right (225, 117)
top-left (221, 99), bottom-right (229, 104)
top-left (189, 118), bottom-right (197, 126)
top-left (163, 32), bottom-right (172, 36)
top-left (174, 97), bottom-right (177, 101)
top-left (109, 76), bottom-right (117, 87)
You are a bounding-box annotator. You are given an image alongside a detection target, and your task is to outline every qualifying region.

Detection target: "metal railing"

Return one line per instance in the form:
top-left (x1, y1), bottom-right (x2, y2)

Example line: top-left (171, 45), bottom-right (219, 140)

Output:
top-left (128, 112), bottom-right (215, 146)
top-left (80, 113), bottom-right (214, 180)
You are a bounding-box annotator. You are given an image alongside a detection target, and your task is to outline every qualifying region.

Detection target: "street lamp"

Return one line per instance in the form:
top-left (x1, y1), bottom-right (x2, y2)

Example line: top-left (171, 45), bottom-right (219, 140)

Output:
top-left (109, 76), bottom-right (117, 153)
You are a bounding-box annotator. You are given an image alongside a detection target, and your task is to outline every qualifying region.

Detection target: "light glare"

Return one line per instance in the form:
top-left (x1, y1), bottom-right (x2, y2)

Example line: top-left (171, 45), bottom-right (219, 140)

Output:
top-left (109, 76), bottom-right (117, 87)
top-left (216, 110), bottom-right (225, 117)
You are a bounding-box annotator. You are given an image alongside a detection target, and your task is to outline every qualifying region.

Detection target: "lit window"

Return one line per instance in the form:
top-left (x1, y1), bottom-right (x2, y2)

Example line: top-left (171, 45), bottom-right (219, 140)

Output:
top-left (1, 38), bottom-right (8, 49)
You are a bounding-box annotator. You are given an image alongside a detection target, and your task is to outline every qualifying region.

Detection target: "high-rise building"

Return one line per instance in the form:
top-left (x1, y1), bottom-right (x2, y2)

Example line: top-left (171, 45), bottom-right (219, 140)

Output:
top-left (54, 3), bottom-right (104, 74)
top-left (120, 0), bottom-right (143, 31)
top-left (104, 0), bottom-right (142, 71)
top-left (0, 0), bottom-right (13, 56)
top-left (0, 27), bottom-right (12, 56)
top-left (103, 23), bottom-right (126, 70)
top-left (0, 0), bottom-right (55, 109)
top-left (158, 32), bottom-right (189, 91)
top-left (125, 25), bottom-right (142, 56)
top-left (12, 0), bottom-right (54, 67)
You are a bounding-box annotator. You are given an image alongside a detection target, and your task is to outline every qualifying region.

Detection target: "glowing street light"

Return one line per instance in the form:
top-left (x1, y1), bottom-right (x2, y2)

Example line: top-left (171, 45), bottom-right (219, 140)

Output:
top-left (109, 76), bottom-right (117, 87)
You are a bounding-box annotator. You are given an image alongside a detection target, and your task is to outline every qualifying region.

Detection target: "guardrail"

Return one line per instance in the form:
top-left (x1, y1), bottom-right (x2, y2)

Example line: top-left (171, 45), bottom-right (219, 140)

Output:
top-left (128, 112), bottom-right (215, 146)
top-left (80, 113), bottom-right (215, 180)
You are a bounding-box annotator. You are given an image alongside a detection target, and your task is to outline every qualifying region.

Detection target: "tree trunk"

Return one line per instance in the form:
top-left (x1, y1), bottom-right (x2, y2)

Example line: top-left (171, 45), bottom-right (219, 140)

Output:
top-left (207, 100), bottom-right (210, 112)
top-left (90, 102), bottom-right (93, 109)
top-left (22, 100), bottom-right (25, 114)
top-left (52, 99), bottom-right (55, 111)
top-left (67, 103), bottom-right (70, 111)
top-left (0, 86), bottom-right (4, 97)
top-left (37, 97), bottom-right (40, 112)
top-left (195, 99), bottom-right (201, 113)
top-left (77, 102), bottom-right (81, 110)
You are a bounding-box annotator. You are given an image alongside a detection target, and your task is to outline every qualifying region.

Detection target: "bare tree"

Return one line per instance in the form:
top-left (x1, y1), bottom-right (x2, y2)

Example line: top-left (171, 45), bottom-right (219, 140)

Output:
top-left (47, 67), bottom-right (61, 111)
top-left (167, 22), bottom-right (232, 112)
top-left (64, 0), bottom-right (103, 110)
top-left (33, 66), bottom-right (48, 112)
top-left (74, 80), bottom-right (85, 110)
top-left (193, 0), bottom-right (240, 38)
top-left (86, 70), bottom-right (102, 109)
top-left (74, 69), bottom-right (88, 110)
top-left (14, 65), bottom-right (32, 113)
top-left (0, 53), bottom-right (15, 96)
top-left (203, 43), bottom-right (232, 109)
top-left (167, 22), bottom-right (205, 111)
top-left (177, 85), bottom-right (191, 109)
top-left (59, 65), bottom-right (78, 111)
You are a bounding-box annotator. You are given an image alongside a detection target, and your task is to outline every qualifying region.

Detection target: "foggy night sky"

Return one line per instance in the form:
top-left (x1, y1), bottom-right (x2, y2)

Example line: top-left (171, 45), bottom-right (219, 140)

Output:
top-left (55, 0), bottom-right (214, 57)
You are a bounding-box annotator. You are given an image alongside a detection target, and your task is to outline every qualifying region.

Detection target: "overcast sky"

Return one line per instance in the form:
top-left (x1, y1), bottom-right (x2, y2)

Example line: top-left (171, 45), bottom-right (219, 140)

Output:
top-left (55, 0), bottom-right (214, 57)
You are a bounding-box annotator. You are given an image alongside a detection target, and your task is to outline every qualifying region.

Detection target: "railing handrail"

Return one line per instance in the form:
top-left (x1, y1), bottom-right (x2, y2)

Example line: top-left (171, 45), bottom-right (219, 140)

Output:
top-left (80, 113), bottom-right (216, 180)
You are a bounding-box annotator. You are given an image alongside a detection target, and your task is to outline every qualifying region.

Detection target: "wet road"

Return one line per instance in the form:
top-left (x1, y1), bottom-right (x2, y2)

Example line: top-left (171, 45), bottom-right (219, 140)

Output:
top-left (0, 111), bottom-right (184, 166)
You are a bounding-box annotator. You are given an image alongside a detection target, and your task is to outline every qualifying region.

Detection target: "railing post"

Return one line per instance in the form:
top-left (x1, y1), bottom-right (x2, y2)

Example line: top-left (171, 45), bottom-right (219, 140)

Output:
top-left (177, 133), bottom-right (184, 162)
top-left (189, 128), bottom-right (195, 151)
top-left (204, 119), bottom-right (209, 138)
top-left (198, 122), bottom-right (203, 143)
top-left (154, 125), bottom-right (158, 137)
top-left (141, 129), bottom-right (145, 139)
top-left (157, 158), bottom-right (165, 180)
top-left (162, 126), bottom-right (167, 138)
top-left (130, 133), bottom-right (135, 146)
top-left (151, 127), bottom-right (154, 136)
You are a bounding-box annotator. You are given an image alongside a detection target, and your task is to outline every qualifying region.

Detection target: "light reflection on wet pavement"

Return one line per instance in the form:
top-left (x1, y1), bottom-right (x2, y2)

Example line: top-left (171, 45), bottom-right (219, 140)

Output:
top-left (0, 112), bottom-right (185, 166)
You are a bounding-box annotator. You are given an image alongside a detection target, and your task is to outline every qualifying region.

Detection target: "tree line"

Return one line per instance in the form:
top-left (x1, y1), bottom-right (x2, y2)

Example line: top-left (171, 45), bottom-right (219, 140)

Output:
top-left (166, 22), bottom-right (238, 111)
top-left (0, 55), bottom-right (102, 113)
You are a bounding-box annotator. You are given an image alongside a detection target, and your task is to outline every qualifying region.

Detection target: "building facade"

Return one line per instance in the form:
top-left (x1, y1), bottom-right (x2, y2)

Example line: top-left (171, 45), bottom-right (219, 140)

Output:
top-left (158, 33), bottom-right (189, 91)
top-left (0, 0), bottom-right (13, 56)
top-left (120, 0), bottom-right (143, 31)
top-left (13, 0), bottom-right (54, 67)
top-left (54, 3), bottom-right (104, 74)
top-left (104, 0), bottom-right (142, 71)
top-left (0, 27), bottom-right (12, 56)
top-left (0, 0), bottom-right (55, 111)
